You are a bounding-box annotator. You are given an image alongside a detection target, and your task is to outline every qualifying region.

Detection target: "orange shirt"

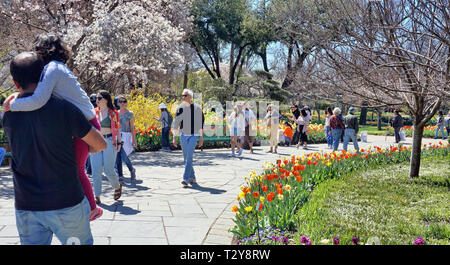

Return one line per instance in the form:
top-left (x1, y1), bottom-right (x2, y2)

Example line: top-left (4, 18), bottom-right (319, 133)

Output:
top-left (283, 126), bottom-right (293, 140)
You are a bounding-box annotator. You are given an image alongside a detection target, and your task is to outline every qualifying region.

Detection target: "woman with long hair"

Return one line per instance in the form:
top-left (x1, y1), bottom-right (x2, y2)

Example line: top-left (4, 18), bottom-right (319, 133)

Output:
top-left (91, 90), bottom-right (122, 204)
top-left (4, 33), bottom-right (103, 221)
top-left (296, 109), bottom-right (309, 149)
top-left (116, 96), bottom-right (137, 183)
top-left (228, 104), bottom-right (245, 157)
top-left (265, 104), bottom-right (279, 154)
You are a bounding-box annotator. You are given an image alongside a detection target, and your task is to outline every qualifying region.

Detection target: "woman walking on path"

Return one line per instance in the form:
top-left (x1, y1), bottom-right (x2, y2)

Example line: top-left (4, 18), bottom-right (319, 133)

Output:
top-left (445, 111), bottom-right (450, 138)
top-left (325, 107), bottom-right (333, 149)
top-left (288, 105), bottom-right (301, 145)
top-left (330, 107), bottom-right (345, 151)
top-left (116, 96), bottom-right (137, 183)
top-left (91, 90), bottom-right (122, 204)
top-left (296, 109), bottom-right (310, 150)
top-left (265, 104), bottom-right (279, 154)
top-left (3, 33), bottom-right (102, 221)
top-left (391, 109), bottom-right (404, 143)
top-left (434, 111), bottom-right (447, 139)
top-left (228, 104), bottom-right (245, 157)
top-left (154, 103), bottom-right (172, 151)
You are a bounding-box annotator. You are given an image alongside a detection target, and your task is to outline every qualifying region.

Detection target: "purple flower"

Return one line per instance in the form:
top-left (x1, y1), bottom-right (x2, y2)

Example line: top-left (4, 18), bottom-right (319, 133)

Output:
top-left (272, 236), bottom-right (280, 242)
top-left (282, 236), bottom-right (288, 245)
top-left (351, 236), bottom-right (360, 245)
top-left (414, 238), bottom-right (425, 245)
top-left (333, 237), bottom-right (340, 245)
top-left (300, 235), bottom-right (311, 245)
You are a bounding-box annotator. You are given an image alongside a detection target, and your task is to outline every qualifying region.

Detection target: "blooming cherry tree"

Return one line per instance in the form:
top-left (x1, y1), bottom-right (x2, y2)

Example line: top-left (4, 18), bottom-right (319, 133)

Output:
top-left (0, 0), bottom-right (193, 93)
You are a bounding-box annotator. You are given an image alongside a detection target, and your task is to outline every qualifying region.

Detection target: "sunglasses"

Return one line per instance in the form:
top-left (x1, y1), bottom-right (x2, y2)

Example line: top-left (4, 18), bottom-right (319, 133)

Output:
top-left (96, 97), bottom-right (103, 101)
top-left (182, 94), bottom-right (189, 98)
top-left (119, 100), bottom-right (127, 103)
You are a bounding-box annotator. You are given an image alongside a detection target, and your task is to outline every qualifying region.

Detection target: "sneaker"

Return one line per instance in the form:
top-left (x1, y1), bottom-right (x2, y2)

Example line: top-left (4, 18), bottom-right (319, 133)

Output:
top-left (181, 180), bottom-right (189, 187)
top-left (237, 148), bottom-right (243, 156)
top-left (130, 168), bottom-right (136, 180)
top-left (89, 207), bottom-right (103, 222)
top-left (189, 177), bottom-right (197, 184)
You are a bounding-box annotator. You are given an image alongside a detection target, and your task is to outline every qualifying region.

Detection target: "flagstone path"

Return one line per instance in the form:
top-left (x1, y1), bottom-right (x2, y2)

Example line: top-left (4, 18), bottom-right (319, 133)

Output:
top-left (0, 135), bottom-right (446, 245)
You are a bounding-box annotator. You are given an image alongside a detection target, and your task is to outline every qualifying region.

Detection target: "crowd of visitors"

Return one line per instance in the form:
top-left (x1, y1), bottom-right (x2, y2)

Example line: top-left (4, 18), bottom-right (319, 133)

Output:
top-left (1, 32), bottom-right (448, 245)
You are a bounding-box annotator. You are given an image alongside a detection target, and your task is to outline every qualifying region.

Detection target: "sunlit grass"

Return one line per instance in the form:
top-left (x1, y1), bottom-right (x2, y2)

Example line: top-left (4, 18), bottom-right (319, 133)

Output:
top-left (294, 157), bottom-right (450, 245)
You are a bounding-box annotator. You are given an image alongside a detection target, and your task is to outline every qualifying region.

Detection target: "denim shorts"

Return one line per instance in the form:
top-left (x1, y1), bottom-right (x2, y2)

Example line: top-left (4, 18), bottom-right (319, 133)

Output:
top-left (15, 197), bottom-right (93, 245)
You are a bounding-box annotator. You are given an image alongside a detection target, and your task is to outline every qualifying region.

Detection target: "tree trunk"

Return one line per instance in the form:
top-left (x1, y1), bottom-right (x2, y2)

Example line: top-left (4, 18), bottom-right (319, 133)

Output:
top-left (259, 43), bottom-right (269, 73)
top-left (409, 123), bottom-right (424, 178)
top-left (229, 45), bottom-right (248, 85)
top-left (183, 64), bottom-right (189, 89)
top-left (229, 43), bottom-right (235, 84)
top-left (376, 109), bottom-right (382, 130)
top-left (359, 101), bottom-right (368, 125)
top-left (315, 102), bottom-right (321, 124)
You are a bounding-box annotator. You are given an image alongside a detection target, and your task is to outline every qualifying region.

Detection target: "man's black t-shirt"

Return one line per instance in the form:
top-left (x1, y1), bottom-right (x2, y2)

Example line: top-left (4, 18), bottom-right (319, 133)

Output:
top-left (2, 93), bottom-right (92, 211)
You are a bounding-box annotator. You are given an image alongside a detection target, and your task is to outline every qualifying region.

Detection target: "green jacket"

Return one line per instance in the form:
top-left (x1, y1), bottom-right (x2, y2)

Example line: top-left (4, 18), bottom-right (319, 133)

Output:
top-left (344, 114), bottom-right (359, 133)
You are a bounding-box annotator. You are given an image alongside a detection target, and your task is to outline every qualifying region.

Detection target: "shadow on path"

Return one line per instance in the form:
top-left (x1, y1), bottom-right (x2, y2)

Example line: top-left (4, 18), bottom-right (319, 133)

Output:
top-left (99, 200), bottom-right (141, 215)
top-left (185, 183), bottom-right (227, 195)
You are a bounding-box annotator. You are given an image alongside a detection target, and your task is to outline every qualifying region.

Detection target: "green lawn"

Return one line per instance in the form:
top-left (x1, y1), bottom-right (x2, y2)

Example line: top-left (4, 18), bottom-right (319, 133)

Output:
top-left (294, 156), bottom-right (450, 245)
top-left (359, 125), bottom-right (389, 135)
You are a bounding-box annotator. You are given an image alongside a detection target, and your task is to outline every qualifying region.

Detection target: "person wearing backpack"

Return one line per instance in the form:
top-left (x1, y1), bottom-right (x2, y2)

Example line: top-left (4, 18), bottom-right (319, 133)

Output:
top-left (392, 109), bottom-right (403, 143)
top-left (155, 103), bottom-right (172, 151)
top-left (330, 107), bottom-right (345, 151)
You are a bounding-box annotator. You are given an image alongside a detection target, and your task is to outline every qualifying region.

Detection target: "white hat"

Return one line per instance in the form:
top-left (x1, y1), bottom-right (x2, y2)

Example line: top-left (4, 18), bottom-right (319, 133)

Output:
top-left (159, 103), bottom-right (166, 109)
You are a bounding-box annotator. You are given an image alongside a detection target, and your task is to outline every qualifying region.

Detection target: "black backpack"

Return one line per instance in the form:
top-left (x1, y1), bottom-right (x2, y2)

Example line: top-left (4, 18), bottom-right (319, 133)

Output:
top-left (166, 111), bottom-right (173, 127)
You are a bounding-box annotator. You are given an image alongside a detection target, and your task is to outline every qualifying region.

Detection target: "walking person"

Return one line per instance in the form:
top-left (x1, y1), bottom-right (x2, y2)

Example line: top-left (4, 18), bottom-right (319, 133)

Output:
top-left (445, 111), bottom-right (450, 138)
top-left (296, 109), bottom-right (310, 150)
top-left (91, 90), bottom-right (123, 204)
top-left (288, 105), bottom-right (301, 145)
top-left (343, 107), bottom-right (360, 152)
top-left (86, 94), bottom-right (98, 176)
top-left (2, 33), bottom-right (103, 221)
top-left (330, 108), bottom-right (345, 151)
top-left (172, 89), bottom-right (205, 187)
top-left (325, 107), bottom-right (333, 149)
top-left (243, 103), bottom-right (257, 153)
top-left (3, 52), bottom-right (106, 245)
top-left (434, 111), bottom-right (446, 140)
top-left (154, 103), bottom-right (172, 151)
top-left (228, 104), bottom-right (245, 157)
top-left (265, 104), bottom-right (279, 154)
top-left (392, 109), bottom-right (403, 143)
top-left (115, 96), bottom-right (137, 183)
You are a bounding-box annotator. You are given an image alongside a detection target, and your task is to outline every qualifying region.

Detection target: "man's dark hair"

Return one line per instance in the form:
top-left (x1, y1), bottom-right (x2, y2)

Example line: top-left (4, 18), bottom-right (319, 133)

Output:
top-left (10, 52), bottom-right (44, 90)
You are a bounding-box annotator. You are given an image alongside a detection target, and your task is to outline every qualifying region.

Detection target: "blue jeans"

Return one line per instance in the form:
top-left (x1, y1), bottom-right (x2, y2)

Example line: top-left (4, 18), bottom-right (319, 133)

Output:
top-left (86, 155), bottom-right (91, 175)
top-left (180, 134), bottom-right (198, 182)
top-left (15, 197), bottom-right (93, 245)
top-left (115, 145), bottom-right (134, 179)
top-left (90, 137), bottom-right (120, 196)
top-left (161, 127), bottom-right (171, 148)
top-left (343, 128), bottom-right (359, 152)
top-left (435, 124), bottom-right (446, 139)
top-left (325, 126), bottom-right (332, 146)
top-left (0, 147), bottom-right (5, 165)
top-left (331, 129), bottom-right (343, 151)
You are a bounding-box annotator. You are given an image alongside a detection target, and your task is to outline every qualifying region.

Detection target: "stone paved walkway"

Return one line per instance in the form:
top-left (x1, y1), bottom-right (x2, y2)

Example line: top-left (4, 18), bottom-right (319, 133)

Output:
top-left (0, 135), bottom-right (446, 245)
